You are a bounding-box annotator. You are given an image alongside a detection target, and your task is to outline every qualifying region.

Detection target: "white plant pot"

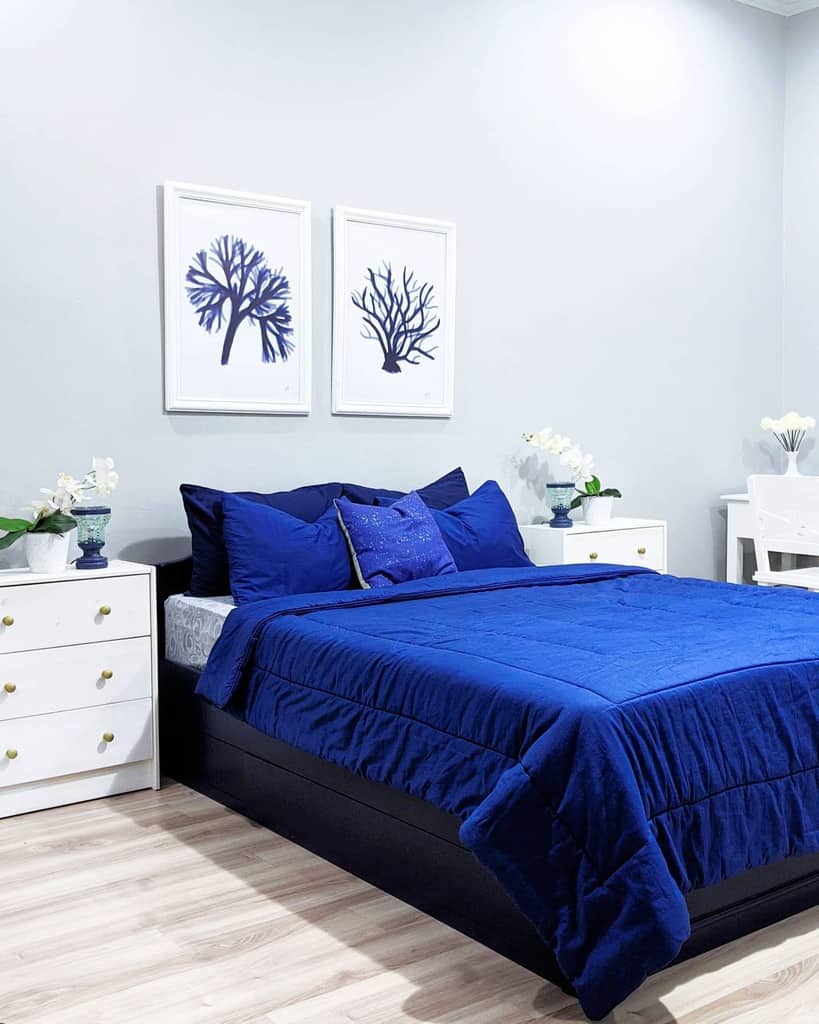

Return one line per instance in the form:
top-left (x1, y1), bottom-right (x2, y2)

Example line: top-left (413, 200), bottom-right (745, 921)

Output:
top-left (24, 531), bottom-right (70, 574)
top-left (582, 495), bottom-right (615, 527)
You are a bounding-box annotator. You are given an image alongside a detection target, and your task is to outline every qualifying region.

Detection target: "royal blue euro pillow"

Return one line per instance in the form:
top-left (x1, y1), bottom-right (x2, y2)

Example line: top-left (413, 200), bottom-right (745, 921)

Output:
top-left (341, 467), bottom-right (469, 511)
top-left (181, 481), bottom-right (343, 596)
top-left (335, 492), bottom-right (457, 589)
top-left (431, 481), bottom-right (532, 571)
top-left (222, 494), bottom-right (353, 604)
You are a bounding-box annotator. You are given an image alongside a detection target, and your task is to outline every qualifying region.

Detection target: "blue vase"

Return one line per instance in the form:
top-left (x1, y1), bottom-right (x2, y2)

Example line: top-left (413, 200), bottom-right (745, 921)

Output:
top-left (72, 506), bottom-right (111, 569)
top-left (546, 482), bottom-right (574, 529)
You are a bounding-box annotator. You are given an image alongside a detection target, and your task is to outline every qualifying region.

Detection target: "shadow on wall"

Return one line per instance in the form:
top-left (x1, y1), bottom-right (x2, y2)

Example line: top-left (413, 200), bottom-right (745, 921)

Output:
top-left (742, 436), bottom-right (816, 476)
top-left (512, 451), bottom-right (552, 525)
top-left (120, 537), bottom-right (191, 566)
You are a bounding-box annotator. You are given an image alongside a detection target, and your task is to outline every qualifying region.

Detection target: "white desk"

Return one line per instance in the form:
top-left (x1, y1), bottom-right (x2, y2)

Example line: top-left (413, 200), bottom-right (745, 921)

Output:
top-left (721, 493), bottom-right (752, 584)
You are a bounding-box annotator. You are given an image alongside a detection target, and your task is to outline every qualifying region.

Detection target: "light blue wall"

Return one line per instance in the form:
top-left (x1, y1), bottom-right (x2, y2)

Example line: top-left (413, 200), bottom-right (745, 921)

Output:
top-left (784, 7), bottom-right (819, 467)
top-left (0, 0), bottom-right (787, 577)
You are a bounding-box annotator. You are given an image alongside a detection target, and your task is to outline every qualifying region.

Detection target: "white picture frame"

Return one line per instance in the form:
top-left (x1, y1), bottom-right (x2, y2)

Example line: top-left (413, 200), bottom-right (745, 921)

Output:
top-left (163, 182), bottom-right (311, 414)
top-left (332, 206), bottom-right (456, 417)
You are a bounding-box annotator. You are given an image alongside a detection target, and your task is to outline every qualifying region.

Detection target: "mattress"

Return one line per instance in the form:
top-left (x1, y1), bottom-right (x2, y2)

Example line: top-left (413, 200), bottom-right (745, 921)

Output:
top-left (164, 593), bottom-right (234, 671)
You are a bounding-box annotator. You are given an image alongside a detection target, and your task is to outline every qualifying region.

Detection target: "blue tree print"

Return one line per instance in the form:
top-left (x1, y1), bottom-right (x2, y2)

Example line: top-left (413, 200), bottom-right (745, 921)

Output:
top-left (186, 235), bottom-right (294, 366)
top-left (351, 262), bottom-right (440, 374)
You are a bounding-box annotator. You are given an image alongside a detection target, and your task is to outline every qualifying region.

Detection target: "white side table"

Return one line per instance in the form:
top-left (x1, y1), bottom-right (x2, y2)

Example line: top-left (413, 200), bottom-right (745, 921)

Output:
top-left (721, 493), bottom-right (752, 584)
top-left (519, 518), bottom-right (667, 573)
top-left (0, 560), bottom-right (159, 817)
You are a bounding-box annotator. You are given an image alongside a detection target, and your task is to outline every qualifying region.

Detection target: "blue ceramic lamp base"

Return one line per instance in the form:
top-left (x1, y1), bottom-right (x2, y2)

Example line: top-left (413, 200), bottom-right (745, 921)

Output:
top-left (72, 505), bottom-right (111, 570)
top-left (546, 482), bottom-right (575, 529)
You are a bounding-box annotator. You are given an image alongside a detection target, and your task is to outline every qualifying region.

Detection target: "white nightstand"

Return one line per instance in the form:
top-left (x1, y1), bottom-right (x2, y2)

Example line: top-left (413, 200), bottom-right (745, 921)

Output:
top-left (519, 518), bottom-right (668, 573)
top-left (0, 560), bottom-right (159, 817)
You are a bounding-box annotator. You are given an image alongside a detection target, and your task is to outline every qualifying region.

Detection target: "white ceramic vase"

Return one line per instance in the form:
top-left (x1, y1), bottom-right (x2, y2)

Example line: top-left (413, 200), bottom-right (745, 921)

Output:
top-left (24, 531), bottom-right (70, 574)
top-left (785, 450), bottom-right (802, 477)
top-left (582, 495), bottom-right (615, 527)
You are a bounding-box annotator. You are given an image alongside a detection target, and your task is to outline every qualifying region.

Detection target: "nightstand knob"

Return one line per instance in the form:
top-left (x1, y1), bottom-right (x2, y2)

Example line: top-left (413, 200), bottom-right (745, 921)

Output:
top-left (99, 605), bottom-right (111, 617)
top-left (3, 683), bottom-right (16, 694)
top-left (5, 749), bottom-right (17, 760)
top-left (637, 546), bottom-right (647, 556)
top-left (101, 669), bottom-right (113, 680)
top-left (102, 732), bottom-right (114, 743)
top-left (589, 552), bottom-right (599, 560)
top-left (2, 616), bottom-right (13, 627)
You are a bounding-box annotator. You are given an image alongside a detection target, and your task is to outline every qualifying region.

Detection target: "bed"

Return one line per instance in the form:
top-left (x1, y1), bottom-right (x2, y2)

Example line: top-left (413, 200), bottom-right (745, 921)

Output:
top-left (157, 555), bottom-right (819, 1019)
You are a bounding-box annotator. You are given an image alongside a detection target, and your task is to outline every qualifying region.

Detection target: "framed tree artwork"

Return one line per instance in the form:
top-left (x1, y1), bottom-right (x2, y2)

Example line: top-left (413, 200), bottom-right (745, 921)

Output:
top-left (332, 206), bottom-right (456, 417)
top-left (163, 182), bottom-right (311, 414)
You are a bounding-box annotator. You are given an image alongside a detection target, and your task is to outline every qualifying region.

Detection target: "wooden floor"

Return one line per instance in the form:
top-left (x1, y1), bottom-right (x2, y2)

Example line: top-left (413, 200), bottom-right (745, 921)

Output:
top-left (3, 784), bottom-right (819, 1024)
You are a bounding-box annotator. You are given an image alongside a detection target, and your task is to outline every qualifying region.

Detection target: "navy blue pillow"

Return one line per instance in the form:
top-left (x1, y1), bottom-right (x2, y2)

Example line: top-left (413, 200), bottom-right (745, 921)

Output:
top-left (222, 494), bottom-right (353, 604)
top-left (341, 468), bottom-right (469, 511)
top-left (432, 481), bottom-right (532, 571)
top-left (181, 481), bottom-right (343, 596)
top-left (335, 492), bottom-right (457, 589)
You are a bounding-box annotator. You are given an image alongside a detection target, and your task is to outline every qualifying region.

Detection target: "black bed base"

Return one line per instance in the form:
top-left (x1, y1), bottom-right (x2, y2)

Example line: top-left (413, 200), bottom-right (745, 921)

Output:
top-left (156, 558), bottom-right (819, 1000)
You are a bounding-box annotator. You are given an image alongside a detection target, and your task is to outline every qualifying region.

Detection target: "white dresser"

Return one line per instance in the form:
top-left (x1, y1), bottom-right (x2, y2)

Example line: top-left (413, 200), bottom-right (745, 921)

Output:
top-left (519, 518), bottom-right (668, 573)
top-left (0, 560), bottom-right (159, 817)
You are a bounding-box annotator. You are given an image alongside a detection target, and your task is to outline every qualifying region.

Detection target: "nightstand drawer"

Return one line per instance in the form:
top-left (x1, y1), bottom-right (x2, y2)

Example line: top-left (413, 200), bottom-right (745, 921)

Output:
top-left (0, 638), bottom-right (152, 721)
top-left (564, 526), bottom-right (665, 571)
top-left (0, 574), bottom-right (150, 654)
top-left (0, 699), bottom-right (153, 788)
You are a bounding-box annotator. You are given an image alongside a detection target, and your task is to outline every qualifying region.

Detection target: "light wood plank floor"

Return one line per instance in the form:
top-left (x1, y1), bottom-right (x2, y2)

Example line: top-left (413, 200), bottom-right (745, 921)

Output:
top-left (2, 782), bottom-right (819, 1024)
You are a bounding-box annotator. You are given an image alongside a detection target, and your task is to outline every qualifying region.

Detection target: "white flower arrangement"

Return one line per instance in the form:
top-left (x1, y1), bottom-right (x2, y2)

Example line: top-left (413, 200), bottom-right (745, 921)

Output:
top-left (523, 428), bottom-right (621, 507)
top-left (760, 412), bottom-right (816, 453)
top-left (523, 428), bottom-right (595, 483)
top-left (0, 457), bottom-right (119, 551)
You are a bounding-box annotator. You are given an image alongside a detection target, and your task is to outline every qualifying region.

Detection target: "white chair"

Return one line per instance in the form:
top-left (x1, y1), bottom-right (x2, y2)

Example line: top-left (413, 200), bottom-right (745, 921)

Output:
top-left (748, 474), bottom-right (819, 591)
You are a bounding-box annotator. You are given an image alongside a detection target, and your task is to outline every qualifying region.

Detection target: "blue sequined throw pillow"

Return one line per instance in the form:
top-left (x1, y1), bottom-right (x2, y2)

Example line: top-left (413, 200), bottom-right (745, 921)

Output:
top-left (335, 492), bottom-right (457, 589)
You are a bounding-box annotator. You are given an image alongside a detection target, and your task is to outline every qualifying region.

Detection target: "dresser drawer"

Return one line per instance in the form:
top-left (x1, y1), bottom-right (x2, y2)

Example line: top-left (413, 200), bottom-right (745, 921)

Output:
top-left (564, 526), bottom-right (665, 572)
top-left (0, 638), bottom-right (152, 721)
top-left (0, 574), bottom-right (150, 654)
top-left (0, 699), bottom-right (153, 788)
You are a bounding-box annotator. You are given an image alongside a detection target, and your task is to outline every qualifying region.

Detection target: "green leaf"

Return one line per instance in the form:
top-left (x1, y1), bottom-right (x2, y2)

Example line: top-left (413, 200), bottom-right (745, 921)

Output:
top-left (0, 529), bottom-right (28, 550)
top-left (598, 488), bottom-right (622, 499)
top-left (586, 476), bottom-right (601, 496)
top-left (30, 511), bottom-right (77, 535)
top-left (0, 516), bottom-right (32, 533)
top-left (570, 496), bottom-right (583, 510)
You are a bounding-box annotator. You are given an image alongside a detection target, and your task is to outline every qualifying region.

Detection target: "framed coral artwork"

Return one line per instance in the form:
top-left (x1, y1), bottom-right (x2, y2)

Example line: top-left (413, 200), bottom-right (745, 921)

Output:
top-left (332, 206), bottom-right (456, 417)
top-left (163, 182), bottom-right (311, 414)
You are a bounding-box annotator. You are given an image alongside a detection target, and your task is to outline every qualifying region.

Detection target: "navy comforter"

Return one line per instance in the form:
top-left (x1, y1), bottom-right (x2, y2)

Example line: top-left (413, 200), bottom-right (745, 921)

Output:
top-left (196, 565), bottom-right (819, 1018)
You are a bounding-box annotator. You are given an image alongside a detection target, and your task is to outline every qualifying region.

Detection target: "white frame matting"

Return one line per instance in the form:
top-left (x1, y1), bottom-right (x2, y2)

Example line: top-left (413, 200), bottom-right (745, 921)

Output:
top-left (332, 205), bottom-right (456, 417)
top-left (163, 181), bottom-right (312, 415)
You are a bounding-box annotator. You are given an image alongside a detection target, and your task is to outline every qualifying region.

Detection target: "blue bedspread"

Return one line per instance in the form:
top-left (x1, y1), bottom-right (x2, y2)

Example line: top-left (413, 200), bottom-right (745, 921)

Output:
top-left (196, 565), bottom-right (819, 1019)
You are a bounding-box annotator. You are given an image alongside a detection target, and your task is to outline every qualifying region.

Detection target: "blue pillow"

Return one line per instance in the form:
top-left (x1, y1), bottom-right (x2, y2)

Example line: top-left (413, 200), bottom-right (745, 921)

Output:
top-left (431, 481), bottom-right (533, 571)
top-left (341, 467), bottom-right (469, 511)
top-left (181, 481), bottom-right (343, 596)
top-left (222, 494), bottom-right (353, 604)
top-left (335, 492), bottom-right (457, 589)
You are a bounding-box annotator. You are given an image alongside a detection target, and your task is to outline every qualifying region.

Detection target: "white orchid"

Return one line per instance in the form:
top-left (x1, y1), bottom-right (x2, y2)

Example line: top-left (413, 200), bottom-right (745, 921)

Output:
top-left (93, 457), bottom-right (120, 497)
top-left (524, 427), bottom-right (621, 508)
top-left (523, 428), bottom-right (574, 456)
top-left (3, 457), bottom-right (119, 552)
top-left (560, 445), bottom-right (595, 484)
top-left (28, 457), bottom-right (119, 520)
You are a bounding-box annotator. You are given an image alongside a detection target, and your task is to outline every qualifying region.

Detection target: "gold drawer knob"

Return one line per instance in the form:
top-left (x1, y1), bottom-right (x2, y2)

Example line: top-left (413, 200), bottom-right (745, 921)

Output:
top-left (589, 552), bottom-right (599, 560)
top-left (99, 605), bottom-right (111, 617)
top-left (2, 616), bottom-right (14, 627)
top-left (102, 732), bottom-right (114, 743)
top-left (637, 546), bottom-right (647, 556)
top-left (101, 669), bottom-right (113, 680)
top-left (3, 683), bottom-right (16, 694)
top-left (5, 749), bottom-right (17, 760)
